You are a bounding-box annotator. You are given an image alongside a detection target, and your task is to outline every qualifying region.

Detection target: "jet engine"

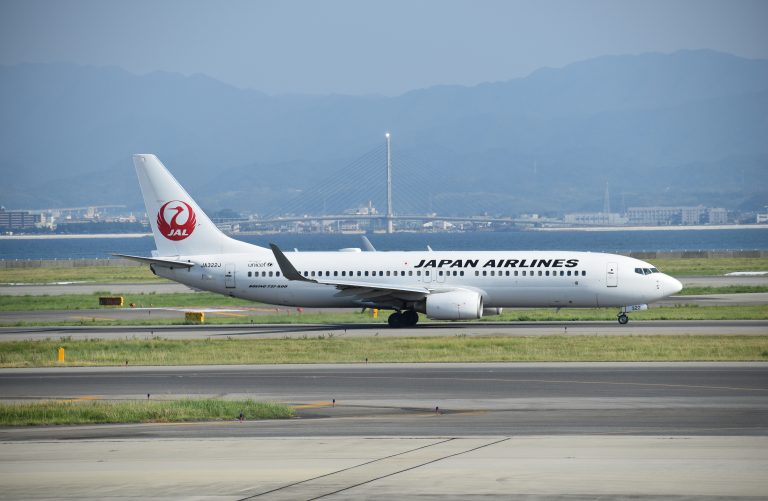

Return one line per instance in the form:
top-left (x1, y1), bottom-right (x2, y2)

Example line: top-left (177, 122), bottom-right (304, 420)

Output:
top-left (425, 290), bottom-right (483, 320)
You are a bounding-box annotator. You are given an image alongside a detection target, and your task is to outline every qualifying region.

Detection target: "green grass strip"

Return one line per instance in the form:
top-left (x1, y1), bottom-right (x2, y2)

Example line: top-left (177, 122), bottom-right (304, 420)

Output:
top-left (676, 285), bottom-right (768, 295)
top-left (0, 398), bottom-right (295, 426)
top-left (1, 336), bottom-right (766, 367)
top-left (650, 257), bottom-right (768, 276)
top-left (0, 265), bottom-right (162, 284)
top-left (0, 292), bottom-right (257, 311)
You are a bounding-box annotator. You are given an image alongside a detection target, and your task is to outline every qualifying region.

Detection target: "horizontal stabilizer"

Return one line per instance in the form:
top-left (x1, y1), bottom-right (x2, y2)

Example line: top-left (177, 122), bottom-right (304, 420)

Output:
top-left (112, 253), bottom-right (195, 269)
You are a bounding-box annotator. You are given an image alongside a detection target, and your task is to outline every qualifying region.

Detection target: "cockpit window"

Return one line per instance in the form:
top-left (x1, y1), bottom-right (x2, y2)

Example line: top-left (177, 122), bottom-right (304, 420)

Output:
top-left (635, 267), bottom-right (654, 275)
top-left (650, 268), bottom-right (659, 273)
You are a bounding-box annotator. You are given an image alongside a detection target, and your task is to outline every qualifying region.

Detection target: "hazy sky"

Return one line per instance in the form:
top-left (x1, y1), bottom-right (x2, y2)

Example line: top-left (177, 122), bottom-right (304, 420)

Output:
top-left (1, 0), bottom-right (767, 95)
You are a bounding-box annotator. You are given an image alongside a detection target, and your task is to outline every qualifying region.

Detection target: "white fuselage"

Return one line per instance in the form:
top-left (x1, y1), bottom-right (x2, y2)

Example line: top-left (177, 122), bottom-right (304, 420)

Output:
top-left (154, 249), bottom-right (680, 309)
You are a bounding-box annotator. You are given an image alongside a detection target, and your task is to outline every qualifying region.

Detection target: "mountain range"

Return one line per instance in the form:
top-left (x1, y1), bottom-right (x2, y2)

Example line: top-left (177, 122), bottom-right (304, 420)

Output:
top-left (1, 49), bottom-right (766, 216)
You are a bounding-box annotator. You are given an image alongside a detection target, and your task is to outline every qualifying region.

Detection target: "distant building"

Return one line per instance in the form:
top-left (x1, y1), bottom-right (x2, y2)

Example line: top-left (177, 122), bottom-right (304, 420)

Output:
top-left (708, 208), bottom-right (728, 225)
top-left (564, 212), bottom-right (628, 226)
top-left (0, 208), bottom-right (41, 230)
top-left (626, 206), bottom-right (728, 226)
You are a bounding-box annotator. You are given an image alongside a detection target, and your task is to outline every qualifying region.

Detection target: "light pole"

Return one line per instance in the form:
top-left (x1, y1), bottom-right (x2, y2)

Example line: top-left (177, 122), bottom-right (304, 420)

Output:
top-left (385, 132), bottom-right (393, 234)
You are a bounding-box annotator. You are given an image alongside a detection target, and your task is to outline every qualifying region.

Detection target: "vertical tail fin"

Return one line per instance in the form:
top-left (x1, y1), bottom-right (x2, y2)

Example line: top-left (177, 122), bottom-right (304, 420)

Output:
top-left (133, 154), bottom-right (262, 256)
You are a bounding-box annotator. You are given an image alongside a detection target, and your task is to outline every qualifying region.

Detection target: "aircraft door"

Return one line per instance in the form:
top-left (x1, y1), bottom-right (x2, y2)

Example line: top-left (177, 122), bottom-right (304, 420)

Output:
top-left (606, 262), bottom-right (618, 287)
top-left (436, 269), bottom-right (446, 283)
top-left (225, 263), bottom-right (236, 288)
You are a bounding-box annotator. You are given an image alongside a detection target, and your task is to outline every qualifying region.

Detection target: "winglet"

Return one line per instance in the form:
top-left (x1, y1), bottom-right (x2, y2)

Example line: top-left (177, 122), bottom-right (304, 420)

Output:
top-left (360, 235), bottom-right (376, 252)
top-left (269, 244), bottom-right (315, 282)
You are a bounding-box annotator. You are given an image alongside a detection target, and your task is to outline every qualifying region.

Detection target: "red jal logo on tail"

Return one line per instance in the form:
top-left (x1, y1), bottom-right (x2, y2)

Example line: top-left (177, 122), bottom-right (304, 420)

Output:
top-left (157, 201), bottom-right (197, 241)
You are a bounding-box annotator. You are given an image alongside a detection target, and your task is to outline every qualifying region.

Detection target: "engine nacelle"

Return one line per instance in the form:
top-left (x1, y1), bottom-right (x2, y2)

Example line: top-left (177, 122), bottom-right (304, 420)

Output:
top-left (482, 307), bottom-right (503, 316)
top-left (426, 290), bottom-right (483, 320)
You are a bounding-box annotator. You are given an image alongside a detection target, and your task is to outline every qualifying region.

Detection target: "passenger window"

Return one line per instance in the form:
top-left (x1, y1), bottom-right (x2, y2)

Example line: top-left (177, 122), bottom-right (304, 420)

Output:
top-left (276, 272), bottom-right (280, 277)
top-left (262, 271), bottom-right (266, 277)
top-left (386, 271), bottom-right (390, 277)
top-left (439, 271), bottom-right (443, 276)
top-left (538, 271), bottom-right (542, 276)
top-left (560, 270), bottom-right (564, 276)
top-left (303, 271), bottom-right (308, 277)
top-left (247, 271), bottom-right (252, 277)
top-left (514, 271), bottom-right (518, 277)
top-left (408, 271), bottom-right (413, 276)
top-left (364, 271), bottom-right (369, 276)
top-left (425, 271), bottom-right (430, 276)
top-left (417, 271), bottom-right (421, 276)
top-left (582, 270), bottom-right (586, 276)
top-left (267, 271), bottom-right (272, 277)
top-left (475, 271), bottom-right (479, 276)
top-left (460, 271), bottom-right (464, 276)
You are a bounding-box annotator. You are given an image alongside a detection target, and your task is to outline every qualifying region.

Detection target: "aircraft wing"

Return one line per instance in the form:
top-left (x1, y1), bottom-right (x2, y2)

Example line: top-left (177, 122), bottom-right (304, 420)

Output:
top-left (112, 253), bottom-right (195, 269)
top-left (269, 243), bottom-right (430, 304)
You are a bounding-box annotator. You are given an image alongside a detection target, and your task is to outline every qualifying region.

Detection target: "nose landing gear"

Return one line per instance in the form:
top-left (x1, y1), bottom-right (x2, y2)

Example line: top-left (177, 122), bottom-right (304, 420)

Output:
top-left (617, 304), bottom-right (648, 325)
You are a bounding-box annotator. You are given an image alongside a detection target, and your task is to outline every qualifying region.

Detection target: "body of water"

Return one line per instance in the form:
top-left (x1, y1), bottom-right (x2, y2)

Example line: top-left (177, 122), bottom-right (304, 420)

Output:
top-left (1, 229), bottom-right (767, 260)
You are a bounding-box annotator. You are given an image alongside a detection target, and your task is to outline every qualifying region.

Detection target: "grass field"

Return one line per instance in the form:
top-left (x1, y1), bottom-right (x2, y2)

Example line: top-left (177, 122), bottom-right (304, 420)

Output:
top-left (1, 336), bottom-right (765, 368)
top-left (0, 399), bottom-right (295, 426)
top-left (676, 285), bottom-right (768, 295)
top-left (0, 292), bottom-right (256, 311)
top-left (0, 265), bottom-right (162, 284)
top-left (650, 257), bottom-right (768, 276)
top-left (2, 257), bottom-right (767, 284)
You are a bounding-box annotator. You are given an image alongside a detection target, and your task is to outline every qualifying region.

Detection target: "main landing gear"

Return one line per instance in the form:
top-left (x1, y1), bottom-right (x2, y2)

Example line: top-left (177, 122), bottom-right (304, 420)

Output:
top-left (388, 310), bottom-right (419, 328)
top-left (617, 313), bottom-right (629, 325)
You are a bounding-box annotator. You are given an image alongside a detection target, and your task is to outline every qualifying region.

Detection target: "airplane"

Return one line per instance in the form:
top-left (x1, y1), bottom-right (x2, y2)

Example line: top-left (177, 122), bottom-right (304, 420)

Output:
top-left (117, 154), bottom-right (683, 328)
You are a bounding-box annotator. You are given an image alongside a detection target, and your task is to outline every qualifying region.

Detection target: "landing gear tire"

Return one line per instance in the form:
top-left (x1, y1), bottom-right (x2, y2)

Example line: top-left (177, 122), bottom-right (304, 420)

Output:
top-left (388, 312), bottom-right (403, 328)
top-left (617, 314), bottom-right (629, 325)
top-left (388, 310), bottom-right (419, 328)
top-left (402, 310), bottom-right (419, 327)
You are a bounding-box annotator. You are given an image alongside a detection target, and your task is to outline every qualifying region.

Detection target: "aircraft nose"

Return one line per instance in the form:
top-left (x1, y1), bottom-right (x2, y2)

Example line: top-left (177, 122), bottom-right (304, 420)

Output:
top-left (666, 276), bottom-right (683, 295)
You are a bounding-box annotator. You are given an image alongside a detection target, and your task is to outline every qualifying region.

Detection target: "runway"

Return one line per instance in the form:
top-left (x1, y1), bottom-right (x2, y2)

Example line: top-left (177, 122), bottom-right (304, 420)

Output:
top-left (1, 319), bottom-right (766, 341)
top-left (2, 363), bottom-right (767, 440)
top-left (2, 363), bottom-right (767, 498)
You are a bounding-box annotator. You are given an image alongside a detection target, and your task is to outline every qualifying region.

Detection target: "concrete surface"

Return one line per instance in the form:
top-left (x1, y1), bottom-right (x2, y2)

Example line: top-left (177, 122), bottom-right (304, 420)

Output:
top-left (0, 436), bottom-right (766, 500)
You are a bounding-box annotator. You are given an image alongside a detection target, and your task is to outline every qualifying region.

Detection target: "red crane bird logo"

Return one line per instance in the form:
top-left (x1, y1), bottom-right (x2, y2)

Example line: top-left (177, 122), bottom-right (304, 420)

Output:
top-left (157, 201), bottom-right (197, 241)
